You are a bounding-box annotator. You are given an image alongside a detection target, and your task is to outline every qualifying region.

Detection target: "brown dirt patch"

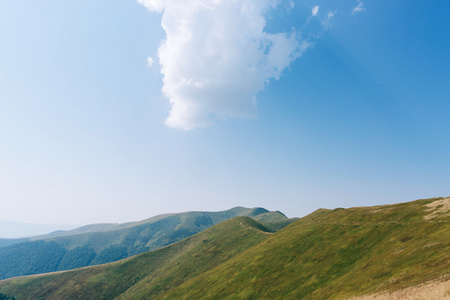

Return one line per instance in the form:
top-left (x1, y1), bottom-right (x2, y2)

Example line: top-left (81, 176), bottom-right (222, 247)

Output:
top-left (424, 197), bottom-right (450, 220)
top-left (348, 277), bottom-right (450, 299)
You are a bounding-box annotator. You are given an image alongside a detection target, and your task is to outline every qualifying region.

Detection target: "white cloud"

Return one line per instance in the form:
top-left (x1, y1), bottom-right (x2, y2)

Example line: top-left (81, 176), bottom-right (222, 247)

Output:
top-left (139, 0), bottom-right (305, 130)
top-left (289, 0), bottom-right (295, 9)
top-left (321, 10), bottom-right (337, 29)
top-left (352, 0), bottom-right (366, 14)
top-left (147, 56), bottom-right (154, 67)
top-left (137, 0), bottom-right (166, 13)
top-left (312, 5), bottom-right (319, 17)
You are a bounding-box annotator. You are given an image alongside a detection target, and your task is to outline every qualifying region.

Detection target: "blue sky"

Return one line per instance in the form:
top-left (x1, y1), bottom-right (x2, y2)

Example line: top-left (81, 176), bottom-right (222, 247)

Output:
top-left (0, 0), bottom-right (449, 226)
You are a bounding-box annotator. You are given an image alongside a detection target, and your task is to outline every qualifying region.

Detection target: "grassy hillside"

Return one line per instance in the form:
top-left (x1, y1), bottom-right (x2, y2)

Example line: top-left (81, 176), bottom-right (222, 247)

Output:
top-left (34, 206), bottom-right (282, 253)
top-left (1, 197), bottom-right (448, 299)
top-left (0, 207), bottom-right (289, 280)
top-left (0, 217), bottom-right (271, 300)
top-left (164, 197), bottom-right (450, 299)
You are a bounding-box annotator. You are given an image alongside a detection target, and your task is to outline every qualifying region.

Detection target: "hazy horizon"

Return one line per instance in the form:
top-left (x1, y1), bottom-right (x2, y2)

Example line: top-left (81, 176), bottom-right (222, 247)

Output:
top-left (0, 221), bottom-right (79, 239)
top-left (1, 0), bottom-right (449, 225)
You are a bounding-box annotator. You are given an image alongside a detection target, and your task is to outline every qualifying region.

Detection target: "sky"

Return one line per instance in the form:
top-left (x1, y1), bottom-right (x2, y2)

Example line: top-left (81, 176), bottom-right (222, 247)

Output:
top-left (0, 0), bottom-right (449, 230)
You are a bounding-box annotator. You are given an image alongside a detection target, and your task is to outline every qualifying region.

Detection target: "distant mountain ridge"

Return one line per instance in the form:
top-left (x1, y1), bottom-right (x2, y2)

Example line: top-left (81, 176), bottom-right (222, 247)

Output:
top-left (0, 221), bottom-right (77, 239)
top-left (0, 206), bottom-right (292, 280)
top-left (0, 238), bottom-right (28, 248)
top-left (1, 197), bottom-right (448, 299)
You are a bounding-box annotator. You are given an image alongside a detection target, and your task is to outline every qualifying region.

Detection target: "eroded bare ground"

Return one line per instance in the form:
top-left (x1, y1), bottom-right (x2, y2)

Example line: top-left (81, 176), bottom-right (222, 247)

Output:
top-left (424, 197), bottom-right (450, 220)
top-left (348, 277), bottom-right (450, 300)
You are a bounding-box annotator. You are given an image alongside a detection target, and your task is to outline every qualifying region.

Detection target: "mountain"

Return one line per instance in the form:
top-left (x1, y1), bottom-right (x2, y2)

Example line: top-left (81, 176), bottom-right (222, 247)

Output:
top-left (0, 207), bottom-right (290, 280)
top-left (0, 239), bottom-right (28, 248)
top-left (0, 197), bottom-right (448, 299)
top-left (0, 216), bottom-right (273, 299)
top-left (164, 197), bottom-right (450, 299)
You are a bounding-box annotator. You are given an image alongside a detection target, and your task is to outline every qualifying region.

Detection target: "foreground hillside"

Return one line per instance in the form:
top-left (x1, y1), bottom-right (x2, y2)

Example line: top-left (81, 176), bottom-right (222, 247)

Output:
top-left (0, 217), bottom-right (272, 299)
top-left (164, 197), bottom-right (450, 299)
top-left (0, 207), bottom-right (289, 280)
top-left (0, 197), bottom-right (449, 299)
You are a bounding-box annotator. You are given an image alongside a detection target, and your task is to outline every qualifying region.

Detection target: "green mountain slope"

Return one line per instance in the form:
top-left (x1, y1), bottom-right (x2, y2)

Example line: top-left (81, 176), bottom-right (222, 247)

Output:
top-left (0, 207), bottom-right (288, 280)
top-left (1, 197), bottom-right (448, 299)
top-left (33, 206), bottom-right (280, 253)
top-left (0, 239), bottom-right (28, 248)
top-left (164, 197), bottom-right (450, 299)
top-left (0, 217), bottom-right (272, 300)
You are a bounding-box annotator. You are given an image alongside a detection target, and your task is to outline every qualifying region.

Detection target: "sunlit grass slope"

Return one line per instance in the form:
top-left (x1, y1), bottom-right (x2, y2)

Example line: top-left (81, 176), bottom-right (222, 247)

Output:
top-left (1, 197), bottom-right (449, 299)
top-left (0, 207), bottom-right (288, 280)
top-left (0, 217), bottom-right (271, 300)
top-left (34, 206), bottom-right (283, 254)
top-left (163, 197), bottom-right (450, 299)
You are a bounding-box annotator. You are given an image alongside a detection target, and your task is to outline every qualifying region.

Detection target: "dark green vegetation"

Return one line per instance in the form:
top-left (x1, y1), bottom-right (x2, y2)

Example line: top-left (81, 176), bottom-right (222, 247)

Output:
top-left (0, 241), bottom-right (66, 280)
top-left (0, 293), bottom-right (15, 300)
top-left (0, 207), bottom-right (289, 280)
top-left (1, 197), bottom-right (449, 299)
top-left (0, 239), bottom-right (28, 248)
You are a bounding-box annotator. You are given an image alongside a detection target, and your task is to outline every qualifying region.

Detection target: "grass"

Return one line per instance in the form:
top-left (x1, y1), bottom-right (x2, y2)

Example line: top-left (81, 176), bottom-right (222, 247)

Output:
top-left (0, 197), bottom-right (449, 299)
top-left (37, 207), bottom-right (286, 254)
top-left (162, 197), bottom-right (450, 299)
top-left (0, 207), bottom-right (289, 280)
top-left (0, 217), bottom-right (271, 300)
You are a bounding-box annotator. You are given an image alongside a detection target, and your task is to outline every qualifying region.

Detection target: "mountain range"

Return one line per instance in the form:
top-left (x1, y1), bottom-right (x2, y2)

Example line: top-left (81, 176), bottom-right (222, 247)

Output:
top-left (0, 207), bottom-right (293, 280)
top-left (0, 197), bottom-right (448, 299)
